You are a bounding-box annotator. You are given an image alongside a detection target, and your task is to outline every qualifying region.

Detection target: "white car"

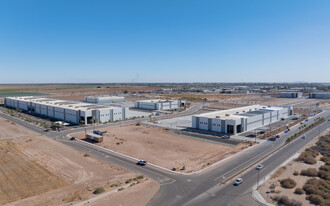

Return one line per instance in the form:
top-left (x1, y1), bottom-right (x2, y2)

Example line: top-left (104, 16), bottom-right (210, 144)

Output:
top-left (234, 178), bottom-right (243, 185)
top-left (256, 164), bottom-right (264, 170)
top-left (137, 160), bottom-right (147, 166)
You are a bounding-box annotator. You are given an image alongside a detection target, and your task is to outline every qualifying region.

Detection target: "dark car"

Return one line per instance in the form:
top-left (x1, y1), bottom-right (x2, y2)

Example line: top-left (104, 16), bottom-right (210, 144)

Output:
top-left (268, 137), bottom-right (276, 141)
top-left (70, 137), bottom-right (76, 140)
top-left (137, 160), bottom-right (147, 166)
top-left (274, 135), bottom-right (280, 138)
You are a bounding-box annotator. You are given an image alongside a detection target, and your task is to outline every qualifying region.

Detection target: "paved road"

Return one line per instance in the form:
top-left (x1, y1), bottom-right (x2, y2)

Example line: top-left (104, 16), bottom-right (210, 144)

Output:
top-left (0, 102), bottom-right (328, 206)
top-left (182, 115), bottom-right (330, 206)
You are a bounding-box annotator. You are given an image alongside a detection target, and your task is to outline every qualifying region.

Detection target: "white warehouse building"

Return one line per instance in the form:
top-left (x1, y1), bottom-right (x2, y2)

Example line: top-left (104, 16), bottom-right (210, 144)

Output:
top-left (5, 96), bottom-right (128, 125)
top-left (192, 105), bottom-right (293, 135)
top-left (134, 99), bottom-right (185, 110)
top-left (84, 96), bottom-right (125, 104)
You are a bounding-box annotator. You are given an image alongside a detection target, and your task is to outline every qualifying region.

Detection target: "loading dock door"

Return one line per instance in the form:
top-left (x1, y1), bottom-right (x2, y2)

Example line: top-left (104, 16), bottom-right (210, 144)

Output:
top-left (236, 125), bottom-right (242, 133)
top-left (227, 125), bottom-right (234, 134)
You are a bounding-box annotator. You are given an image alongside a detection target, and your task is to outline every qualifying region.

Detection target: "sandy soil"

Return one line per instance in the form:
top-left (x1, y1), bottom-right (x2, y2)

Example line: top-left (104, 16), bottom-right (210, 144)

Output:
top-left (0, 117), bottom-right (159, 206)
top-left (225, 97), bottom-right (300, 106)
top-left (86, 179), bottom-right (160, 206)
top-left (74, 125), bottom-right (251, 172)
top-left (295, 99), bottom-right (330, 109)
top-left (258, 134), bottom-right (325, 206)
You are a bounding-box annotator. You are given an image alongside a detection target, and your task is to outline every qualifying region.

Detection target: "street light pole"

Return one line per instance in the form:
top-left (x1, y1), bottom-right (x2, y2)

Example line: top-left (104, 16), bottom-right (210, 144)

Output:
top-left (257, 169), bottom-right (260, 190)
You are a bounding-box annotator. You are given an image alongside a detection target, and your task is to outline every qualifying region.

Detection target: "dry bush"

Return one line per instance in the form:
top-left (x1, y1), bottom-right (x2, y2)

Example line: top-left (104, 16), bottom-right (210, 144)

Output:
top-left (305, 148), bottom-right (319, 157)
top-left (319, 165), bottom-right (330, 172)
top-left (93, 187), bottom-right (105, 194)
top-left (308, 194), bottom-right (324, 205)
top-left (303, 178), bottom-right (330, 200)
top-left (317, 170), bottom-right (329, 180)
top-left (300, 168), bottom-right (318, 177)
top-left (294, 187), bottom-right (304, 195)
top-left (293, 171), bottom-right (299, 176)
top-left (280, 178), bottom-right (297, 189)
top-left (297, 151), bottom-right (317, 165)
top-left (277, 196), bottom-right (302, 206)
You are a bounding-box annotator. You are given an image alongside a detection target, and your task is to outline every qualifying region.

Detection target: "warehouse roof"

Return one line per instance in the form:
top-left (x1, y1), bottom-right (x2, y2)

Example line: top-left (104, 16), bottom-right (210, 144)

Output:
top-left (136, 99), bottom-right (178, 103)
top-left (194, 105), bottom-right (285, 120)
top-left (6, 96), bottom-right (120, 111)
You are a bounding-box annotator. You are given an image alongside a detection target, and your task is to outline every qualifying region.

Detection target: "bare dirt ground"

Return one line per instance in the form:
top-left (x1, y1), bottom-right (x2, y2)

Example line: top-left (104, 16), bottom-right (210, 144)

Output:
top-left (74, 125), bottom-right (252, 172)
top-left (225, 97), bottom-right (300, 106)
top-left (295, 99), bottom-right (330, 109)
top-left (258, 134), bottom-right (325, 206)
top-left (0, 117), bottom-right (159, 206)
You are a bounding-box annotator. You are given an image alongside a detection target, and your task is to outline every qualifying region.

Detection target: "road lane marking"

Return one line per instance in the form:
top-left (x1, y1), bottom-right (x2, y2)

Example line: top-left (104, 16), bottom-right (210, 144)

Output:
top-left (69, 140), bottom-right (177, 183)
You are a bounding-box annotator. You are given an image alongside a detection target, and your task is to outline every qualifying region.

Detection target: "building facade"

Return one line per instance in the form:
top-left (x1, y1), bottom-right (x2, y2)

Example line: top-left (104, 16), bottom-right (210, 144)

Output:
top-left (5, 96), bottom-right (128, 125)
top-left (309, 92), bottom-right (330, 99)
top-left (134, 99), bottom-right (185, 110)
top-left (279, 92), bottom-right (303, 98)
top-left (84, 96), bottom-right (125, 104)
top-left (192, 105), bottom-right (293, 135)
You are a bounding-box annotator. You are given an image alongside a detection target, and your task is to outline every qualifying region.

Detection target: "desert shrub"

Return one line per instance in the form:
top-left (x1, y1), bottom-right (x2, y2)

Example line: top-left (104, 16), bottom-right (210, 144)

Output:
top-left (308, 194), bottom-right (324, 205)
top-left (297, 152), bottom-right (317, 164)
top-left (304, 156), bottom-right (317, 164)
top-left (136, 175), bottom-right (144, 179)
top-left (294, 187), bottom-right (304, 195)
top-left (293, 171), bottom-right (299, 176)
top-left (93, 187), bottom-right (105, 194)
top-left (280, 178), bottom-right (297, 189)
top-left (125, 179), bottom-right (132, 184)
top-left (277, 196), bottom-right (302, 206)
top-left (300, 168), bottom-right (318, 177)
top-left (319, 165), bottom-right (330, 172)
top-left (303, 178), bottom-right (330, 199)
top-left (320, 155), bottom-right (330, 163)
top-left (318, 170), bottom-right (329, 180)
top-left (305, 148), bottom-right (319, 157)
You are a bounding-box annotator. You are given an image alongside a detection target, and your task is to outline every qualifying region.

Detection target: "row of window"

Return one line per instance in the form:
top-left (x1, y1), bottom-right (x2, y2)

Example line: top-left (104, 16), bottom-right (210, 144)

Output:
top-left (101, 112), bottom-right (122, 117)
top-left (200, 122), bottom-right (221, 127)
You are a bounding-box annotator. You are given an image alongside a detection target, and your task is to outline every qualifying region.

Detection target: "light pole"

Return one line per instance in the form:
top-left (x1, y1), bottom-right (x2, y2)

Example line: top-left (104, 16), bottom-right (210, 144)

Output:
top-left (257, 169), bottom-right (260, 189)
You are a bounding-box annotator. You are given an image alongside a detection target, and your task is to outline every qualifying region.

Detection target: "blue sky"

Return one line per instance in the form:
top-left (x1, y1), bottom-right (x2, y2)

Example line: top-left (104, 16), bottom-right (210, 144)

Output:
top-left (0, 0), bottom-right (329, 83)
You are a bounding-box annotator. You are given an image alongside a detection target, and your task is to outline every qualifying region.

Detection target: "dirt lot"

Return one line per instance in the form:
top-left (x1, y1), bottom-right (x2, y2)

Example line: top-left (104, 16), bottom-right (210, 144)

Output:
top-left (225, 96), bottom-right (301, 106)
top-left (0, 117), bottom-right (159, 206)
top-left (295, 99), bottom-right (330, 109)
top-left (74, 125), bottom-right (252, 172)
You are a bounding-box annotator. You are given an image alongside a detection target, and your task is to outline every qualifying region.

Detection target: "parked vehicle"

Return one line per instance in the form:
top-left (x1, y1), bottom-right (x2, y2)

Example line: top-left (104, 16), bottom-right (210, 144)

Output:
top-left (274, 135), bottom-right (280, 138)
top-left (234, 178), bottom-right (243, 185)
top-left (70, 137), bottom-right (76, 140)
top-left (268, 137), bottom-right (276, 141)
top-left (137, 160), bottom-right (147, 166)
top-left (284, 130), bottom-right (289, 133)
top-left (302, 135), bottom-right (306, 139)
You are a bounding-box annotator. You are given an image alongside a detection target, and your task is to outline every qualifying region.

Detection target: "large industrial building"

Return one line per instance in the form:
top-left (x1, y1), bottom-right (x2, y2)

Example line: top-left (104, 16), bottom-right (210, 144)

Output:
top-left (309, 92), bottom-right (330, 99)
top-left (279, 92), bottom-right (303, 98)
top-left (192, 105), bottom-right (293, 135)
top-left (84, 96), bottom-right (125, 104)
top-left (134, 99), bottom-right (185, 110)
top-left (5, 96), bottom-right (128, 125)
